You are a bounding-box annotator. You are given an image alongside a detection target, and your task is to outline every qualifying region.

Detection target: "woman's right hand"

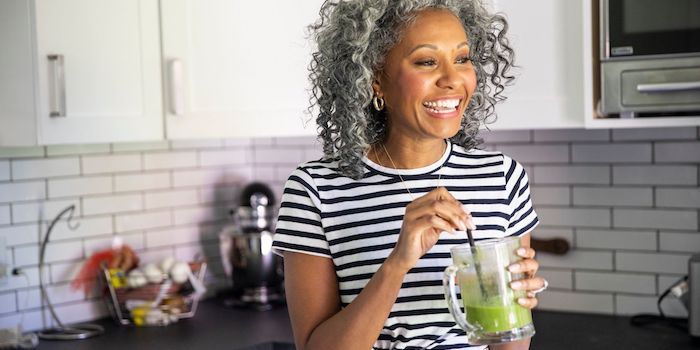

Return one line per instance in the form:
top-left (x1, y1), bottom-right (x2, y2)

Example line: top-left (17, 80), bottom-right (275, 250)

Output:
top-left (387, 187), bottom-right (476, 272)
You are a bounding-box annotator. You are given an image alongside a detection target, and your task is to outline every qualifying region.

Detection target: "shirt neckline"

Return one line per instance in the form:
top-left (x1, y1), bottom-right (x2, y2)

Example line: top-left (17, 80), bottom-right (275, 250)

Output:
top-left (363, 140), bottom-right (452, 177)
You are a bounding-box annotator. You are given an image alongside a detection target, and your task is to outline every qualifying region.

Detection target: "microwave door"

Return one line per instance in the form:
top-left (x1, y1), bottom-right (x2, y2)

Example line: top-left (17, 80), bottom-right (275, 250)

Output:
top-left (606, 0), bottom-right (700, 58)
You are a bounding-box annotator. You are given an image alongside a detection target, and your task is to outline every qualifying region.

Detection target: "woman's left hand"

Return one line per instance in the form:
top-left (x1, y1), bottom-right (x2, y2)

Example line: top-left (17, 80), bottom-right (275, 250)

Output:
top-left (508, 246), bottom-right (547, 309)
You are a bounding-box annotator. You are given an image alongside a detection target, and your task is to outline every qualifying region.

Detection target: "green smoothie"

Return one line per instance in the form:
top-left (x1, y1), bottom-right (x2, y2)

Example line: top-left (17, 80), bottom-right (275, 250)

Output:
top-left (464, 303), bottom-right (532, 333)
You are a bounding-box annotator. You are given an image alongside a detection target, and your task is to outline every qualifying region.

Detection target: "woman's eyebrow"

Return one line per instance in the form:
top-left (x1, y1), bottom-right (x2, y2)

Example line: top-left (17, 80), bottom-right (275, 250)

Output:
top-left (408, 41), bottom-right (470, 55)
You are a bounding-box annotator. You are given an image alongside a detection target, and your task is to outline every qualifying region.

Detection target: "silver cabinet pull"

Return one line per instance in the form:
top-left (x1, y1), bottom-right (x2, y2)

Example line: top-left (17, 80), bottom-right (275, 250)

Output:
top-left (168, 59), bottom-right (185, 115)
top-left (637, 81), bottom-right (700, 93)
top-left (47, 54), bottom-right (66, 118)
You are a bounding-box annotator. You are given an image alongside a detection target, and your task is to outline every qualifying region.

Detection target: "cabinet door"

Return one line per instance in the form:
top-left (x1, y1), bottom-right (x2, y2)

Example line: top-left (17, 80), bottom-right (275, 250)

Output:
top-left (487, 0), bottom-right (586, 129)
top-left (34, 0), bottom-right (163, 144)
top-left (162, 0), bottom-right (319, 139)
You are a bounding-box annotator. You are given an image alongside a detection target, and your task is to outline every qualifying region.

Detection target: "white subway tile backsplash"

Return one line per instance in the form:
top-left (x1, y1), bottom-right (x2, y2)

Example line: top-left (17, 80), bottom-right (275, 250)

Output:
top-left (533, 166), bottom-right (610, 185)
top-left (47, 144), bottom-right (110, 157)
top-left (50, 216), bottom-right (113, 241)
top-left (612, 127), bottom-right (697, 141)
top-left (481, 130), bottom-right (532, 143)
top-left (0, 147), bottom-right (45, 159)
top-left (537, 250), bottom-right (613, 270)
top-left (254, 148), bottom-right (306, 164)
top-left (173, 205), bottom-right (229, 226)
top-left (48, 176), bottom-right (112, 198)
top-left (199, 185), bottom-right (240, 205)
top-left (112, 141), bottom-right (169, 153)
top-left (252, 137), bottom-right (275, 146)
top-left (536, 207), bottom-right (611, 227)
top-left (274, 136), bottom-right (318, 147)
top-left (82, 154), bottom-right (141, 174)
top-left (144, 152), bottom-right (197, 170)
top-left (659, 231), bottom-right (700, 253)
top-left (614, 208), bottom-right (697, 230)
top-left (0, 293), bottom-right (16, 313)
top-left (170, 139), bottom-right (224, 149)
top-left (173, 167), bottom-right (250, 188)
top-left (575, 271), bottom-right (656, 294)
top-left (50, 260), bottom-right (84, 284)
top-left (253, 166), bottom-right (277, 183)
top-left (0, 266), bottom-right (44, 293)
top-left (11, 198), bottom-right (80, 224)
top-left (617, 252), bottom-right (691, 274)
top-left (115, 210), bottom-right (172, 233)
top-left (573, 187), bottom-right (653, 207)
top-left (530, 186), bottom-right (570, 205)
top-left (0, 204), bottom-right (10, 225)
top-left (304, 147), bottom-right (325, 162)
top-left (114, 172), bottom-right (170, 192)
top-left (52, 300), bottom-right (108, 325)
top-left (82, 193), bottom-right (142, 216)
top-left (0, 181), bottom-right (46, 203)
top-left (613, 165), bottom-right (697, 185)
top-left (537, 268), bottom-right (573, 289)
top-left (45, 240), bottom-right (83, 263)
top-left (655, 142), bottom-right (700, 163)
top-left (45, 283), bottom-right (85, 304)
top-left (0, 160), bottom-right (9, 181)
top-left (145, 189), bottom-right (199, 209)
top-left (656, 188), bottom-right (700, 208)
top-left (13, 245), bottom-right (39, 266)
top-left (537, 290), bottom-right (614, 314)
top-left (533, 129), bottom-right (609, 142)
top-left (146, 226), bottom-right (200, 248)
top-left (531, 227), bottom-right (575, 246)
top-left (200, 149), bottom-right (249, 167)
top-left (572, 143), bottom-right (651, 163)
top-left (576, 229), bottom-right (656, 251)
top-left (496, 145), bottom-right (569, 163)
top-left (12, 158), bottom-right (80, 180)
top-left (0, 224), bottom-right (39, 246)
top-left (224, 138), bottom-right (253, 147)
top-left (659, 275), bottom-right (688, 294)
top-left (616, 294), bottom-right (687, 317)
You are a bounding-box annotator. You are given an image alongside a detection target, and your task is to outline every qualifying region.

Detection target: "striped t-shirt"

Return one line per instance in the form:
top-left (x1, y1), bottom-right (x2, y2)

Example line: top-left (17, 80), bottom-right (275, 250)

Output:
top-left (272, 141), bottom-right (539, 350)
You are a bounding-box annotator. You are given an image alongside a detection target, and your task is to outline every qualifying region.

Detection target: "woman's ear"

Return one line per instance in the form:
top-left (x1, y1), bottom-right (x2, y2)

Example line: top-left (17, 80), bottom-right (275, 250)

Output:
top-left (372, 79), bottom-right (382, 97)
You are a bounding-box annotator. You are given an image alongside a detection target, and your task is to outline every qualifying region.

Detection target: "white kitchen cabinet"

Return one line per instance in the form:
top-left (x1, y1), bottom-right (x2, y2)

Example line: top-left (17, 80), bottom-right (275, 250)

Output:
top-left (161, 0), bottom-right (319, 139)
top-left (0, 0), bottom-right (163, 146)
top-left (486, 0), bottom-right (587, 130)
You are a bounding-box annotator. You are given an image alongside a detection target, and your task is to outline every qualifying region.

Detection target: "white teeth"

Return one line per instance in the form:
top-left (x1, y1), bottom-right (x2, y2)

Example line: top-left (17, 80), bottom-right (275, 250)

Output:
top-left (423, 98), bottom-right (460, 110)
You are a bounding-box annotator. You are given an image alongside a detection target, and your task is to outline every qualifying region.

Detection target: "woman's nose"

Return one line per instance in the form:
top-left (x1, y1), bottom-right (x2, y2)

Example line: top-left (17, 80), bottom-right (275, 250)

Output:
top-left (436, 64), bottom-right (461, 89)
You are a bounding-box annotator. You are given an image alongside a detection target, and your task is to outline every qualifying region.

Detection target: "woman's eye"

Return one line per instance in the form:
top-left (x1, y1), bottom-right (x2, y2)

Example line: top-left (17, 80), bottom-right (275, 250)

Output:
top-left (415, 59), bottom-right (437, 67)
top-left (456, 56), bottom-right (471, 64)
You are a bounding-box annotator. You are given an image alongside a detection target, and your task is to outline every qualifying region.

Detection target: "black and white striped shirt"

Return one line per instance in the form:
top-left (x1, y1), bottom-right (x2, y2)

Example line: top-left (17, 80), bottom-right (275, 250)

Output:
top-left (272, 141), bottom-right (539, 350)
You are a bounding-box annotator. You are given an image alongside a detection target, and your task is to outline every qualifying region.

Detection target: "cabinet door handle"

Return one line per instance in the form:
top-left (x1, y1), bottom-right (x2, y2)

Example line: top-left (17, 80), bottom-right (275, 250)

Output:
top-left (47, 54), bottom-right (66, 118)
top-left (637, 81), bottom-right (700, 93)
top-left (168, 59), bottom-right (185, 116)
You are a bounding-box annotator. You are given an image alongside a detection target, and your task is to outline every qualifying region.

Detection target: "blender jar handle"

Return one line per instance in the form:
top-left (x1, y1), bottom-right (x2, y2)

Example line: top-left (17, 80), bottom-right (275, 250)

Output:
top-left (443, 265), bottom-right (479, 334)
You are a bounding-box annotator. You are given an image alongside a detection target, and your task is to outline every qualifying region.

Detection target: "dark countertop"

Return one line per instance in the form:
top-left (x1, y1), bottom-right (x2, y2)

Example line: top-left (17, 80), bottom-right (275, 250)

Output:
top-left (35, 298), bottom-right (697, 350)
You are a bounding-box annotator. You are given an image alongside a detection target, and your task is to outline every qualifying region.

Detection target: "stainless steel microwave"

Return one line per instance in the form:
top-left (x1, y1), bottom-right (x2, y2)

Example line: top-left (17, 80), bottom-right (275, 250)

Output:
top-left (600, 0), bottom-right (700, 118)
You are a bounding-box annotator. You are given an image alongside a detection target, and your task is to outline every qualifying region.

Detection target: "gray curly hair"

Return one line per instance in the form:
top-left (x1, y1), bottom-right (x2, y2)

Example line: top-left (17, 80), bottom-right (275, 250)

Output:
top-left (309, 0), bottom-right (515, 179)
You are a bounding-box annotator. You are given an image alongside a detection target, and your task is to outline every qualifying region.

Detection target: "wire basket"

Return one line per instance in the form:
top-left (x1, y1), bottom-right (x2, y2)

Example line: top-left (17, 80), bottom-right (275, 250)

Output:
top-left (100, 261), bottom-right (207, 326)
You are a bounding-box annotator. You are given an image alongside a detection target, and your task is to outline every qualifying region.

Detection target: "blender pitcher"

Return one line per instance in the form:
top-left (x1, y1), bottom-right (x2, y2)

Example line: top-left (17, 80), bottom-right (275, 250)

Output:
top-left (442, 236), bottom-right (535, 345)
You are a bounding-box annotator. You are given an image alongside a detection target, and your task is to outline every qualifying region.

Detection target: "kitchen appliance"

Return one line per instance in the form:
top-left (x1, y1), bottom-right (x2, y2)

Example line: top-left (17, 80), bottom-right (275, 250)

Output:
top-left (599, 0), bottom-right (700, 118)
top-left (219, 182), bottom-right (284, 310)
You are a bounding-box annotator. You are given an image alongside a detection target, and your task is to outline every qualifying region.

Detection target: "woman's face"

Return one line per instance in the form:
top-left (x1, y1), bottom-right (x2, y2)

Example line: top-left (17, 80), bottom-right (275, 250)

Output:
top-left (374, 9), bottom-right (477, 143)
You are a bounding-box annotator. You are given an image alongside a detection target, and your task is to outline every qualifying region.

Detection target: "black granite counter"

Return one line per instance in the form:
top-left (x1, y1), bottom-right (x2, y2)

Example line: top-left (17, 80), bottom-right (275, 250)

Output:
top-left (34, 299), bottom-right (696, 350)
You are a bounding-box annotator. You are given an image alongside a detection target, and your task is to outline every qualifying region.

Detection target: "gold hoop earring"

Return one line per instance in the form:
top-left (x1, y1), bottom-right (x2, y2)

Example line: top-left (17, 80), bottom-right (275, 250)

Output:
top-left (373, 95), bottom-right (385, 111)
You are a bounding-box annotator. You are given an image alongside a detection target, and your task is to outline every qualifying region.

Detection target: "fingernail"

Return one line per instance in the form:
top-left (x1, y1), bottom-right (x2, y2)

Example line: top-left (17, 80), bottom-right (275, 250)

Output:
top-left (517, 298), bottom-right (528, 306)
top-left (458, 221), bottom-right (467, 231)
top-left (508, 264), bottom-right (521, 273)
top-left (510, 281), bottom-right (523, 289)
top-left (467, 221), bottom-right (477, 230)
top-left (517, 248), bottom-right (527, 255)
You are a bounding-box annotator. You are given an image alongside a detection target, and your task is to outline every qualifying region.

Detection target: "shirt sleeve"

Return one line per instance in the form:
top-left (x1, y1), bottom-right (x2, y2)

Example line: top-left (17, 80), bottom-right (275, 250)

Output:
top-left (272, 166), bottom-right (331, 258)
top-left (503, 155), bottom-right (539, 237)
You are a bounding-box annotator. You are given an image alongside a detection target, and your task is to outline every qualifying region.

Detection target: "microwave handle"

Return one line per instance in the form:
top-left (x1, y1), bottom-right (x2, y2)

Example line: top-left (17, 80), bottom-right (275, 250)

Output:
top-left (637, 81), bottom-right (700, 93)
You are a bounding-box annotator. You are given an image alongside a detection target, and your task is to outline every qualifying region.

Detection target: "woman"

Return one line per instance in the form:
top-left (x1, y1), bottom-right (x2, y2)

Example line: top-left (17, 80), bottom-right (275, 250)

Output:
top-left (272, 1), bottom-right (547, 349)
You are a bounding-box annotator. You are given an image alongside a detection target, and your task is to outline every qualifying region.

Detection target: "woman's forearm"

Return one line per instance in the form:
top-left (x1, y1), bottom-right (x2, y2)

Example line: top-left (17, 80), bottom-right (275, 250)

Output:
top-left (303, 258), bottom-right (407, 350)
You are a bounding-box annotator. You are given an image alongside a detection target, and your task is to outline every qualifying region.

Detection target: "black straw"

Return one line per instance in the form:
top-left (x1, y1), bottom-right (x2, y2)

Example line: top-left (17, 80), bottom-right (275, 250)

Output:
top-left (467, 229), bottom-right (488, 300)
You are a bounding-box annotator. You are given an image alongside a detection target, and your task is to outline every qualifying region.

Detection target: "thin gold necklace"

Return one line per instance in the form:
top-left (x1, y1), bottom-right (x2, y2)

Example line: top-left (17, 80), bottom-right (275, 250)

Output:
top-left (378, 143), bottom-right (443, 200)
